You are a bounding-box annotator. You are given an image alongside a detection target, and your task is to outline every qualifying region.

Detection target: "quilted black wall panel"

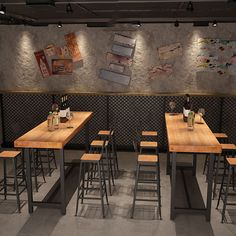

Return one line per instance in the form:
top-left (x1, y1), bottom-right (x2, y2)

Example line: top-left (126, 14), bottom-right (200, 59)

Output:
top-left (221, 97), bottom-right (236, 144)
top-left (109, 95), bottom-right (165, 148)
top-left (2, 94), bottom-right (52, 144)
top-left (54, 94), bottom-right (108, 145)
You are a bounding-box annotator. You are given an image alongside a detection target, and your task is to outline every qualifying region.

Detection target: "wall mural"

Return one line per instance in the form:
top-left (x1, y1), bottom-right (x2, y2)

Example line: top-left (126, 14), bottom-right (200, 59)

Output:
top-left (148, 43), bottom-right (182, 80)
top-left (148, 64), bottom-right (173, 80)
top-left (195, 38), bottom-right (236, 76)
top-left (99, 34), bottom-right (136, 86)
top-left (34, 32), bottom-right (82, 77)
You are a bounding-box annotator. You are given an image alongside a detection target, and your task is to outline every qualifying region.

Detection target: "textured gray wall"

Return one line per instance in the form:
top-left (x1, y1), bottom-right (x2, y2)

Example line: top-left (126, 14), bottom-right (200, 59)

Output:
top-left (0, 23), bottom-right (236, 94)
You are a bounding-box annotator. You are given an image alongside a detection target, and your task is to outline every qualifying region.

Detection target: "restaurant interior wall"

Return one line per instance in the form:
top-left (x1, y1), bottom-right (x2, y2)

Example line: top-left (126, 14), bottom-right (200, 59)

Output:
top-left (0, 23), bottom-right (236, 94)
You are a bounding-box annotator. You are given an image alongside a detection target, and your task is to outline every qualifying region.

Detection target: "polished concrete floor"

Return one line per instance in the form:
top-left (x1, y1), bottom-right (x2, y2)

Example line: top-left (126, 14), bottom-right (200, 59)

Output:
top-left (0, 150), bottom-right (236, 236)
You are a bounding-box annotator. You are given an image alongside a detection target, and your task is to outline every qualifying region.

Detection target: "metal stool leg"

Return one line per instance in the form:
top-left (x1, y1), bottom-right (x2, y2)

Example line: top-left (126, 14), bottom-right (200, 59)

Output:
top-left (157, 161), bottom-right (162, 220)
top-left (3, 159), bottom-right (7, 200)
top-left (75, 162), bottom-right (83, 216)
top-left (101, 159), bottom-right (109, 205)
top-left (13, 158), bottom-right (21, 213)
top-left (131, 163), bottom-right (140, 218)
top-left (221, 164), bottom-right (232, 223)
top-left (98, 161), bottom-right (105, 218)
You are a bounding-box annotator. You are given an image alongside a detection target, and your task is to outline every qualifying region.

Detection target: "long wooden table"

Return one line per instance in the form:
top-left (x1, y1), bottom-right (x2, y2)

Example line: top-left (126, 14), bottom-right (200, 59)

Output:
top-left (165, 113), bottom-right (221, 221)
top-left (14, 111), bottom-right (93, 214)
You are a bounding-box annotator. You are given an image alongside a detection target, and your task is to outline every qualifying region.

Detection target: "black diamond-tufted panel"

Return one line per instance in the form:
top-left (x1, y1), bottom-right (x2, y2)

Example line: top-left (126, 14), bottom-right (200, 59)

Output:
top-left (191, 96), bottom-right (222, 132)
top-left (2, 93), bottom-right (53, 143)
top-left (221, 97), bottom-right (236, 144)
top-left (109, 95), bottom-right (165, 148)
top-left (54, 94), bottom-right (108, 145)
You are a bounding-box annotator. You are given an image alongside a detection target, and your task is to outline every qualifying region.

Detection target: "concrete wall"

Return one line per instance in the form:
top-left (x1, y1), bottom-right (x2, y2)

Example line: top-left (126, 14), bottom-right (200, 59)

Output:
top-left (0, 23), bottom-right (236, 95)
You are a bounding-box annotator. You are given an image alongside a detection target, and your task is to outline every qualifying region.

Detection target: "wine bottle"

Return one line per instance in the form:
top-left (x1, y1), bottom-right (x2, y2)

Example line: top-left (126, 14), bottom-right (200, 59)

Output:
top-left (59, 95), bottom-right (67, 123)
top-left (183, 94), bottom-right (192, 122)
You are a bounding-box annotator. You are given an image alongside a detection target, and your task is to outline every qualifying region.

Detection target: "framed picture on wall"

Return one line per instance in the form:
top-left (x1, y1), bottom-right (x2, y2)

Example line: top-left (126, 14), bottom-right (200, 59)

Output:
top-left (52, 59), bottom-right (73, 75)
top-left (109, 63), bottom-right (125, 73)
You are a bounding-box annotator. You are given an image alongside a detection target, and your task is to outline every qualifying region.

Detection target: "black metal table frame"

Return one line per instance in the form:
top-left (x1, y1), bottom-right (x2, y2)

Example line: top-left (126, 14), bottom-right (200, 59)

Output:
top-left (24, 123), bottom-right (90, 215)
top-left (169, 152), bottom-right (215, 221)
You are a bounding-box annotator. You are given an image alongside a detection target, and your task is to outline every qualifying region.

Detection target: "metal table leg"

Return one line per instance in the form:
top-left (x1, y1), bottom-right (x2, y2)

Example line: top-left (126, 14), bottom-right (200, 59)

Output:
top-left (206, 153), bottom-right (214, 221)
top-left (25, 148), bottom-right (33, 213)
top-left (193, 154), bottom-right (197, 176)
top-left (170, 152), bottom-right (177, 220)
top-left (166, 150), bottom-right (171, 175)
top-left (59, 149), bottom-right (66, 215)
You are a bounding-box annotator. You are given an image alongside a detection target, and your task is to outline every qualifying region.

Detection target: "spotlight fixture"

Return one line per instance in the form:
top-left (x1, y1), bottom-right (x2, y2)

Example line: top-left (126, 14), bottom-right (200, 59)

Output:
top-left (66, 3), bottom-right (73, 13)
top-left (186, 1), bottom-right (194, 12)
top-left (212, 20), bottom-right (217, 27)
top-left (0, 4), bottom-right (6, 15)
top-left (174, 20), bottom-right (179, 27)
top-left (132, 21), bottom-right (141, 27)
top-left (57, 22), bottom-right (62, 28)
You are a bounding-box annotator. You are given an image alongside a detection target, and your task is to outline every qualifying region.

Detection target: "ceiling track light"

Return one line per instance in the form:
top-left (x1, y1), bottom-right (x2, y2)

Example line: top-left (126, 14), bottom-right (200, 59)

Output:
top-left (66, 3), bottom-right (73, 14)
top-left (174, 20), bottom-right (179, 27)
top-left (186, 1), bottom-right (194, 12)
top-left (212, 20), bottom-right (217, 27)
top-left (57, 21), bottom-right (62, 28)
top-left (0, 4), bottom-right (6, 15)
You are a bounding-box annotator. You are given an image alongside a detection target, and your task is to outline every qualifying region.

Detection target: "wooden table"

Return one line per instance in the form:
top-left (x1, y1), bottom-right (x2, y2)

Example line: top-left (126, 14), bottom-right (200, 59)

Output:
top-left (14, 111), bottom-right (93, 214)
top-left (165, 113), bottom-right (221, 221)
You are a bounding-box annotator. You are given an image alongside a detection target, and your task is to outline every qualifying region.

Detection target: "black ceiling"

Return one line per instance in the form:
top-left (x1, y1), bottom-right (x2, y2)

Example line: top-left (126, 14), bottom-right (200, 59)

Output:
top-left (1, 0), bottom-right (236, 26)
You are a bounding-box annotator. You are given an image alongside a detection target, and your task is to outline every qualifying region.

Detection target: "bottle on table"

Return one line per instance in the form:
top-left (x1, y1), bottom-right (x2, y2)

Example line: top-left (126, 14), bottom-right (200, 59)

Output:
top-left (183, 94), bottom-right (192, 122)
top-left (59, 95), bottom-right (68, 123)
top-left (53, 109), bottom-right (60, 129)
top-left (187, 110), bottom-right (195, 130)
top-left (47, 112), bottom-right (54, 131)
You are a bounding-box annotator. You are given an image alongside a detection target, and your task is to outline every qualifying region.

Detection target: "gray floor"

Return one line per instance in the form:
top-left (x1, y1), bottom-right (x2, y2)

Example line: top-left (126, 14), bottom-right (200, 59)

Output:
top-left (0, 150), bottom-right (236, 236)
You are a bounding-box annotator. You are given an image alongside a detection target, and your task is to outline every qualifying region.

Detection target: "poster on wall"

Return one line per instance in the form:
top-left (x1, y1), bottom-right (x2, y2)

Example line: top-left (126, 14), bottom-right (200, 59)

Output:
top-left (52, 59), bottom-right (73, 75)
top-left (65, 32), bottom-right (82, 62)
top-left (106, 52), bottom-right (133, 66)
top-left (148, 64), bottom-right (173, 80)
top-left (34, 50), bottom-right (51, 78)
top-left (158, 43), bottom-right (183, 60)
top-left (196, 38), bottom-right (236, 75)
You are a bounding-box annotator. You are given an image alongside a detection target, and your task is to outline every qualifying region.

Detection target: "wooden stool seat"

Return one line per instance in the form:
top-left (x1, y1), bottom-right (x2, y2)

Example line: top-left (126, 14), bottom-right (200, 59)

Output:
top-left (140, 141), bottom-right (158, 148)
top-left (0, 151), bottom-right (21, 159)
top-left (90, 140), bottom-right (109, 147)
top-left (138, 154), bottom-right (158, 163)
top-left (98, 130), bottom-right (112, 136)
top-left (221, 143), bottom-right (236, 151)
top-left (226, 157), bottom-right (236, 166)
top-left (214, 133), bottom-right (228, 139)
top-left (142, 131), bottom-right (158, 137)
top-left (81, 153), bottom-right (102, 162)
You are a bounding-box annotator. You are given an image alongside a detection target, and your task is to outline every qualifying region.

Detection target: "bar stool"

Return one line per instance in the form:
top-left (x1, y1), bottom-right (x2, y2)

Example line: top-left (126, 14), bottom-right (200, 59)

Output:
top-left (131, 142), bottom-right (162, 219)
top-left (213, 143), bottom-right (236, 198)
top-left (140, 141), bottom-right (158, 155)
top-left (216, 157), bottom-right (236, 223)
top-left (141, 131), bottom-right (158, 139)
top-left (30, 149), bottom-right (46, 192)
top-left (75, 153), bottom-right (109, 218)
top-left (90, 140), bottom-right (115, 195)
top-left (97, 129), bottom-right (119, 177)
top-left (0, 151), bottom-right (26, 213)
top-left (34, 149), bottom-right (57, 176)
top-left (203, 133), bottom-right (228, 175)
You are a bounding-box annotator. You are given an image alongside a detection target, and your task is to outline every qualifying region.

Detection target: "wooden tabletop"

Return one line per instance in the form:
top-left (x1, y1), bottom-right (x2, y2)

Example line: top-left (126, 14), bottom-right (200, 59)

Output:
top-left (14, 111), bottom-right (93, 149)
top-left (165, 113), bottom-right (221, 154)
